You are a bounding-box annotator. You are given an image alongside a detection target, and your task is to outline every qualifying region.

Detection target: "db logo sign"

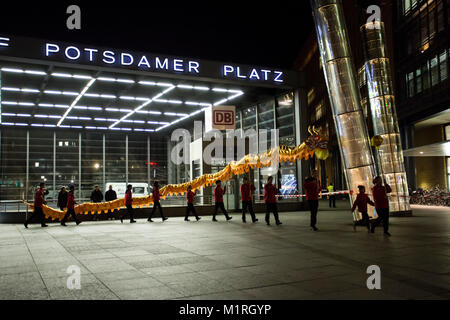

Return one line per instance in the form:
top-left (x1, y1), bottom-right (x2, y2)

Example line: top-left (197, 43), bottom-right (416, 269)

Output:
top-left (213, 109), bottom-right (235, 126)
top-left (205, 105), bottom-right (236, 131)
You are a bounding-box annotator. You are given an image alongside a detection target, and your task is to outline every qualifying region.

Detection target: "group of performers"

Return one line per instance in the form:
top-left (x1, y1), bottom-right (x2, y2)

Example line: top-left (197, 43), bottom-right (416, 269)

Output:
top-left (24, 171), bottom-right (393, 235)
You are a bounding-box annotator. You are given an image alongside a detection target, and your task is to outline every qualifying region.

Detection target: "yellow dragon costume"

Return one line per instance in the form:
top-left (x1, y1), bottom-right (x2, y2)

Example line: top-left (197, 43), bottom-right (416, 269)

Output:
top-left (23, 127), bottom-right (328, 221)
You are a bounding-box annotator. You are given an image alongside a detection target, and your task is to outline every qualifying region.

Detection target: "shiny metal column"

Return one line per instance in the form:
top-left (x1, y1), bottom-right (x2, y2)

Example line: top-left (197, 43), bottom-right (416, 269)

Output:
top-left (361, 21), bottom-right (411, 213)
top-left (310, 0), bottom-right (377, 219)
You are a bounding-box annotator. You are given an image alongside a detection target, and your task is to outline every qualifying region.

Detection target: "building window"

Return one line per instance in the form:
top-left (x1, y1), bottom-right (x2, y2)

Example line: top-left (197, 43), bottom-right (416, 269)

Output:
top-left (415, 68), bottom-right (423, 94)
top-left (403, 0), bottom-right (419, 15)
top-left (439, 50), bottom-right (448, 82)
top-left (406, 72), bottom-right (415, 98)
top-left (315, 100), bottom-right (325, 121)
top-left (307, 88), bottom-right (315, 106)
top-left (430, 56), bottom-right (439, 86)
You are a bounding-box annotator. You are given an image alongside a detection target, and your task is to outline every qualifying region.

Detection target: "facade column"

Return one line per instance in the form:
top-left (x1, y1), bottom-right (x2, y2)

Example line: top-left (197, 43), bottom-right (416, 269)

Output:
top-left (102, 134), bottom-right (105, 190)
top-left (26, 130), bottom-right (29, 201)
top-left (310, 0), bottom-right (377, 219)
top-left (53, 131), bottom-right (56, 196)
top-left (78, 133), bottom-right (81, 199)
top-left (294, 89), bottom-right (310, 195)
top-left (361, 21), bottom-right (411, 213)
top-left (147, 135), bottom-right (151, 188)
top-left (125, 135), bottom-right (129, 185)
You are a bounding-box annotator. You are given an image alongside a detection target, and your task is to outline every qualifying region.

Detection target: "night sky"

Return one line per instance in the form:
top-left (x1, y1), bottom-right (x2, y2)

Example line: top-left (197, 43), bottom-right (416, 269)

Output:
top-left (0, 1), bottom-right (314, 69)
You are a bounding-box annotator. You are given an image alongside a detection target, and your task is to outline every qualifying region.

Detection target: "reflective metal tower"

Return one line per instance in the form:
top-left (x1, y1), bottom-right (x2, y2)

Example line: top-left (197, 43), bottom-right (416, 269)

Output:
top-left (310, 0), bottom-right (377, 219)
top-left (361, 21), bottom-right (411, 213)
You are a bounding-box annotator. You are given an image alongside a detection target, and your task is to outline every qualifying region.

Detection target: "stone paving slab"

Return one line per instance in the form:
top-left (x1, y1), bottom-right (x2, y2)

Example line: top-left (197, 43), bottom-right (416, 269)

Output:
top-left (0, 205), bottom-right (449, 300)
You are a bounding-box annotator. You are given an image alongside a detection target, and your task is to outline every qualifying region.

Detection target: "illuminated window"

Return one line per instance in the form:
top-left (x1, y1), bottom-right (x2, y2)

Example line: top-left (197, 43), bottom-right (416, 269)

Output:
top-left (307, 88), bottom-right (315, 106)
top-left (439, 50), bottom-right (447, 82)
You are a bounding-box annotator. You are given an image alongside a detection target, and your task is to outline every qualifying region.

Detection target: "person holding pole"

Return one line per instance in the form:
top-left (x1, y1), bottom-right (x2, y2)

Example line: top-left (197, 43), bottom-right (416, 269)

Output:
top-left (213, 180), bottom-right (232, 222)
top-left (61, 185), bottom-right (81, 226)
top-left (241, 176), bottom-right (258, 223)
top-left (185, 185), bottom-right (201, 221)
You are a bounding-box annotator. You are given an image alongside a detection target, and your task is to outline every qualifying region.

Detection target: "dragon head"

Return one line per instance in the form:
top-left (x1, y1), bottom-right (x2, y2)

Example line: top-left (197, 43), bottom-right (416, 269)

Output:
top-left (305, 126), bottom-right (329, 159)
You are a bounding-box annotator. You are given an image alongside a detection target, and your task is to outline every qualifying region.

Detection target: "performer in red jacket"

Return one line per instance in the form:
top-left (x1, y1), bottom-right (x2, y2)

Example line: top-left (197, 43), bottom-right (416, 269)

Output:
top-left (240, 176), bottom-right (258, 223)
top-left (185, 185), bottom-right (201, 221)
top-left (148, 181), bottom-right (167, 222)
top-left (370, 176), bottom-right (392, 236)
top-left (24, 182), bottom-right (48, 228)
top-left (213, 180), bottom-right (232, 222)
top-left (351, 185), bottom-right (374, 232)
top-left (303, 172), bottom-right (321, 231)
top-left (121, 184), bottom-right (136, 223)
top-left (264, 176), bottom-right (282, 226)
top-left (61, 185), bottom-right (81, 226)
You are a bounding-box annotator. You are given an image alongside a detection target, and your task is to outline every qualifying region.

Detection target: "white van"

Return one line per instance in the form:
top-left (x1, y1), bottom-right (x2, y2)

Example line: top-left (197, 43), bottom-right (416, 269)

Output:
top-left (105, 182), bottom-right (150, 199)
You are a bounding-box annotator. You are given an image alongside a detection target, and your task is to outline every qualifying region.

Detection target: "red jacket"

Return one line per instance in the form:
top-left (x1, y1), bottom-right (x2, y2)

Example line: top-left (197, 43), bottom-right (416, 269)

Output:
top-left (34, 188), bottom-right (44, 208)
top-left (264, 183), bottom-right (277, 203)
top-left (124, 190), bottom-right (133, 206)
top-left (351, 193), bottom-right (374, 213)
top-left (67, 191), bottom-right (76, 210)
top-left (187, 190), bottom-right (195, 204)
top-left (304, 180), bottom-right (320, 200)
top-left (152, 186), bottom-right (160, 202)
top-left (240, 183), bottom-right (255, 202)
top-left (214, 186), bottom-right (225, 203)
top-left (372, 184), bottom-right (392, 209)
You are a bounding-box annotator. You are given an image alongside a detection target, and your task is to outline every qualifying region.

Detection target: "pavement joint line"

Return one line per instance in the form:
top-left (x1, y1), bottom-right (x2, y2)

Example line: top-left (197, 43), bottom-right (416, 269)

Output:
top-left (15, 224), bottom-right (51, 299)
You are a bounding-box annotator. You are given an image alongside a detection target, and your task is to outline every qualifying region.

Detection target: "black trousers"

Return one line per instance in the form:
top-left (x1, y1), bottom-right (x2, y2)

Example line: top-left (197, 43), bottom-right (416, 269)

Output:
top-left (360, 212), bottom-right (370, 229)
top-left (121, 204), bottom-right (135, 222)
top-left (62, 208), bottom-right (79, 224)
top-left (214, 202), bottom-right (229, 219)
top-left (26, 207), bottom-right (46, 226)
top-left (107, 209), bottom-right (116, 219)
top-left (329, 195), bottom-right (336, 208)
top-left (150, 201), bottom-right (165, 219)
top-left (59, 206), bottom-right (66, 211)
top-left (185, 203), bottom-right (199, 219)
top-left (265, 203), bottom-right (280, 223)
top-left (242, 201), bottom-right (256, 222)
top-left (372, 208), bottom-right (390, 232)
top-left (308, 200), bottom-right (319, 227)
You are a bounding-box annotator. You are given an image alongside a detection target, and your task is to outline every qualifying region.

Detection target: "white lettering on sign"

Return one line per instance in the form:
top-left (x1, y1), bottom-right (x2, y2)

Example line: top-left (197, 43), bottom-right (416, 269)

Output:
top-left (223, 65), bottom-right (284, 83)
top-left (39, 42), bottom-right (285, 83)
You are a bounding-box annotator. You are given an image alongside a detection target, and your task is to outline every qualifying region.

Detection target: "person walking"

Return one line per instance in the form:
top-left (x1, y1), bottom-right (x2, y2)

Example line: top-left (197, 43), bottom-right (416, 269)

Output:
top-left (24, 182), bottom-right (48, 228)
top-left (90, 185), bottom-right (103, 221)
top-left (264, 176), bottom-right (282, 226)
top-left (327, 183), bottom-right (336, 208)
top-left (185, 185), bottom-right (201, 221)
top-left (370, 176), bottom-right (392, 236)
top-left (121, 184), bottom-right (136, 223)
top-left (304, 173), bottom-right (320, 231)
top-left (57, 186), bottom-right (68, 211)
top-left (241, 176), bottom-right (258, 223)
top-left (61, 185), bottom-right (81, 226)
top-left (105, 185), bottom-right (117, 220)
top-left (148, 181), bottom-right (167, 222)
top-left (351, 185), bottom-right (374, 232)
top-left (213, 180), bottom-right (232, 222)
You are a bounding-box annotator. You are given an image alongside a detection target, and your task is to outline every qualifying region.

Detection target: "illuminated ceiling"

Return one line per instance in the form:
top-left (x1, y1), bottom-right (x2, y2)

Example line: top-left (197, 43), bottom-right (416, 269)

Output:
top-left (0, 62), bottom-right (283, 133)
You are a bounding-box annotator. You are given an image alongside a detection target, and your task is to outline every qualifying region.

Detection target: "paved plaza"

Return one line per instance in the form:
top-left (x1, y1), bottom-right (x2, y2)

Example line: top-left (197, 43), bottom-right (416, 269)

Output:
top-left (0, 203), bottom-right (449, 300)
